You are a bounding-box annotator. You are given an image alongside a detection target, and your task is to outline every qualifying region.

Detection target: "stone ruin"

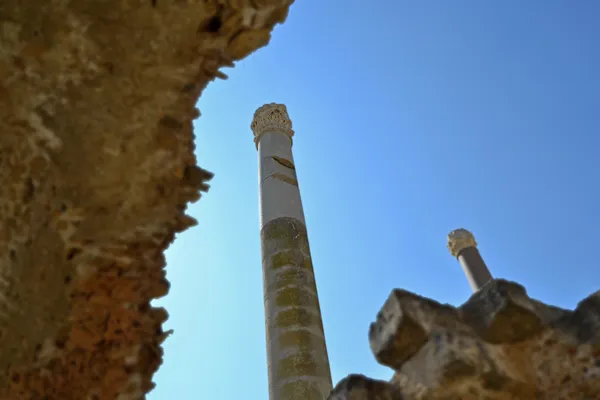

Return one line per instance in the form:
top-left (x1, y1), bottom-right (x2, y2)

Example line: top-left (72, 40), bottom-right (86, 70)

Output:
top-left (0, 0), bottom-right (598, 399)
top-left (330, 280), bottom-right (600, 399)
top-left (0, 0), bottom-right (292, 398)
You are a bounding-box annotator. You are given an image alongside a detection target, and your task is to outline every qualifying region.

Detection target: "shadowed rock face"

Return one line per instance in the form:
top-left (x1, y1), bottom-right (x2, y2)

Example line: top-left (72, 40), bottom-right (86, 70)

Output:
top-left (0, 0), bottom-right (292, 398)
top-left (330, 279), bottom-right (600, 400)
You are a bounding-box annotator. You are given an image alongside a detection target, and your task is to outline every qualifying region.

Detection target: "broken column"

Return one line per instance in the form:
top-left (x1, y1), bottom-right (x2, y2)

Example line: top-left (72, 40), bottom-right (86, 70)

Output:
top-left (447, 228), bottom-right (493, 292)
top-left (251, 103), bottom-right (333, 400)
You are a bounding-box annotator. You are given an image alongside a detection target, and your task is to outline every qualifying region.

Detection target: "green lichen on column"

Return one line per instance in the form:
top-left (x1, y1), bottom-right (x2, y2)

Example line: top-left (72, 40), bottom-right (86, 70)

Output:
top-left (275, 308), bottom-right (323, 330)
top-left (279, 329), bottom-right (324, 349)
top-left (279, 380), bottom-right (324, 399)
top-left (261, 217), bottom-right (332, 399)
top-left (262, 216), bottom-right (309, 252)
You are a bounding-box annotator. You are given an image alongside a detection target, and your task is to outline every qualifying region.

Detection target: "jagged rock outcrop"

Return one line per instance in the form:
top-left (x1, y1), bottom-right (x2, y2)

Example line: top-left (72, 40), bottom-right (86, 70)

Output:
top-left (330, 280), bottom-right (600, 399)
top-left (0, 0), bottom-right (292, 398)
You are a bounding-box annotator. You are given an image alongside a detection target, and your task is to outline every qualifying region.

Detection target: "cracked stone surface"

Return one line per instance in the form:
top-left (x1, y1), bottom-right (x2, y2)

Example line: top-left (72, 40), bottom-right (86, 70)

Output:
top-left (0, 0), bottom-right (292, 398)
top-left (330, 279), bottom-right (600, 400)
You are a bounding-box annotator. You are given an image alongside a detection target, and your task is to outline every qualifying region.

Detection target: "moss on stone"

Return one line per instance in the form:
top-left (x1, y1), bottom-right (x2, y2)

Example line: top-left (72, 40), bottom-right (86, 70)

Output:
top-left (279, 380), bottom-right (326, 399)
top-left (266, 268), bottom-right (315, 294)
top-left (271, 250), bottom-right (305, 269)
top-left (303, 257), bottom-right (314, 271)
top-left (275, 308), bottom-right (323, 331)
top-left (261, 216), bottom-right (331, 394)
top-left (277, 352), bottom-right (324, 379)
top-left (279, 329), bottom-right (325, 352)
top-left (262, 217), bottom-right (319, 297)
top-left (261, 217), bottom-right (310, 253)
top-left (275, 287), bottom-right (317, 308)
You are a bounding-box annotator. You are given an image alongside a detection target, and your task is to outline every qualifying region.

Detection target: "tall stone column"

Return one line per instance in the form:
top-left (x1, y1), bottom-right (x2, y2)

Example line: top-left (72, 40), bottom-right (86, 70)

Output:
top-left (447, 228), bottom-right (493, 292)
top-left (251, 103), bottom-right (333, 400)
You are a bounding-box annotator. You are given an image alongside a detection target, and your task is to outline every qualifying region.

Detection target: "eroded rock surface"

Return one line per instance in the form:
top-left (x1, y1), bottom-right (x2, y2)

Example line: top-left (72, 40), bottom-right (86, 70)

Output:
top-left (0, 0), bottom-right (292, 398)
top-left (331, 280), bottom-right (600, 399)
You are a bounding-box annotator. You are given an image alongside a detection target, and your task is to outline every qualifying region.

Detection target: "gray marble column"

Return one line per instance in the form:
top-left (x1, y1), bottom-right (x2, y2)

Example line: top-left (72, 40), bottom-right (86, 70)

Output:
top-left (447, 228), bottom-right (493, 292)
top-left (251, 103), bottom-right (332, 400)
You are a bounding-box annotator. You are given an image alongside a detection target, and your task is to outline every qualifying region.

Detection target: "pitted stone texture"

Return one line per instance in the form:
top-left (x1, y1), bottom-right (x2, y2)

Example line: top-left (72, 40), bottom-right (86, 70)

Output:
top-left (0, 0), bottom-right (292, 398)
top-left (337, 279), bottom-right (600, 399)
top-left (328, 375), bottom-right (407, 400)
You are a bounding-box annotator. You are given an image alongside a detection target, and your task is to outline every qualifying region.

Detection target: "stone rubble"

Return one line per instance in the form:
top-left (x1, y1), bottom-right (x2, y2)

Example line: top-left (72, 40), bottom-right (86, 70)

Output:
top-left (329, 279), bottom-right (600, 399)
top-left (0, 0), bottom-right (292, 398)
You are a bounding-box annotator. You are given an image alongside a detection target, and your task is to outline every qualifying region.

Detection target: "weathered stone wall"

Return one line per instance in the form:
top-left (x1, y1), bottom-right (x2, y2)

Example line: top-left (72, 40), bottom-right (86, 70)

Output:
top-left (329, 279), bottom-right (600, 399)
top-left (0, 0), bottom-right (293, 398)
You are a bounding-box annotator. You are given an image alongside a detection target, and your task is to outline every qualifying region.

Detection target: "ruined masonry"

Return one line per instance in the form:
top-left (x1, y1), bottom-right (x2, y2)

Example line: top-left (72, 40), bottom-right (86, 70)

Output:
top-left (0, 0), bottom-right (294, 398)
top-left (252, 103), bottom-right (333, 400)
top-left (328, 228), bottom-right (600, 399)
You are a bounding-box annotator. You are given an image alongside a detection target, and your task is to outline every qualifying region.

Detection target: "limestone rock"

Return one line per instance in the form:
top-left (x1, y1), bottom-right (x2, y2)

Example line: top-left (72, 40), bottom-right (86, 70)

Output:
top-left (0, 0), bottom-right (292, 398)
top-left (332, 279), bottom-right (600, 399)
top-left (328, 375), bottom-right (405, 400)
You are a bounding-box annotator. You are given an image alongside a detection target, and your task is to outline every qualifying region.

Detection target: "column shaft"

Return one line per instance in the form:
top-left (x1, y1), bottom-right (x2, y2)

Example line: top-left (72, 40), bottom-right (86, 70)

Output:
top-left (457, 246), bottom-right (493, 292)
top-left (254, 104), bottom-right (332, 400)
top-left (447, 228), bottom-right (494, 292)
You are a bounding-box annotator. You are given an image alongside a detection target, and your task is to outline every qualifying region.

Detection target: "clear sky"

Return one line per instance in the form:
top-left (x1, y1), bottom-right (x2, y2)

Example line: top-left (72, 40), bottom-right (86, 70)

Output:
top-left (149, 2), bottom-right (599, 398)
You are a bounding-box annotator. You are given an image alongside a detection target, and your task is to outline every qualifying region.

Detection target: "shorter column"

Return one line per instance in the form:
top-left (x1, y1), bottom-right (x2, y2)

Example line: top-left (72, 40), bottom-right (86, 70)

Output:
top-left (447, 228), bottom-right (493, 292)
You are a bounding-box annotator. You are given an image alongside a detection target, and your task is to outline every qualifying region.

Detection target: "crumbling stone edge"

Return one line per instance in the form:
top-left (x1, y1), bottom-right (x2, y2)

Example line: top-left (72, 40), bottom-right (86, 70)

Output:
top-left (0, 0), bottom-right (293, 398)
top-left (328, 279), bottom-right (600, 399)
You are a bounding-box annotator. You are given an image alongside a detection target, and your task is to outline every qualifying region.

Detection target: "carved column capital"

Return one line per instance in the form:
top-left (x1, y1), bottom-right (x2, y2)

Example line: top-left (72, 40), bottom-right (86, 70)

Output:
top-left (251, 103), bottom-right (294, 148)
top-left (447, 228), bottom-right (478, 257)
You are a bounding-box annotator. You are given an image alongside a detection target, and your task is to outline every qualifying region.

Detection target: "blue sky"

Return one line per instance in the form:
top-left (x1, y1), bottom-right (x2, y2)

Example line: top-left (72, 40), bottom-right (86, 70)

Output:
top-left (150, 2), bottom-right (599, 398)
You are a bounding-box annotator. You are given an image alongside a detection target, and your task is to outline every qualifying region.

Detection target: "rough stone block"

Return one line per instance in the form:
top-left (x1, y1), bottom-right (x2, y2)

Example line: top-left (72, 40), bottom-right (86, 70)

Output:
top-left (340, 279), bottom-right (600, 399)
top-left (328, 375), bottom-right (406, 400)
top-left (459, 280), bottom-right (546, 343)
top-left (0, 0), bottom-right (294, 397)
top-left (369, 289), bottom-right (458, 369)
